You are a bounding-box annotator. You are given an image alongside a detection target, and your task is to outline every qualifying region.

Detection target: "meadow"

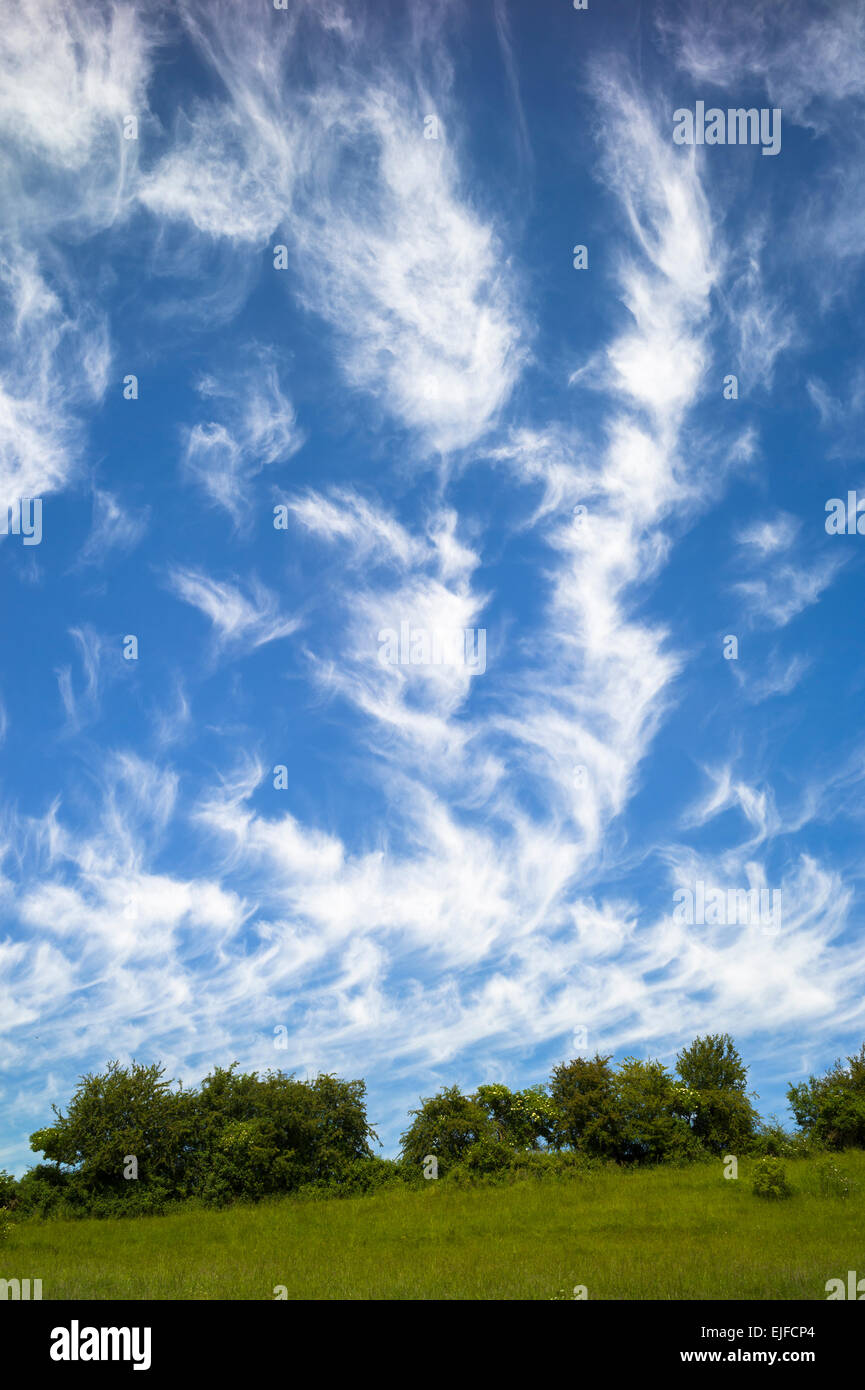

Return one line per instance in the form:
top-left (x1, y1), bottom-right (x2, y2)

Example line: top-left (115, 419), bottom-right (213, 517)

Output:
top-left (5, 1153), bottom-right (864, 1300)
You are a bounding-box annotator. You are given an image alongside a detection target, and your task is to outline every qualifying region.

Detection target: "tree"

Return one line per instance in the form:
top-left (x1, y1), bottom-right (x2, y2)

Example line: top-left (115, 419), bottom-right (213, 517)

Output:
top-left (29, 1060), bottom-right (191, 1197)
top-left (549, 1054), bottom-right (619, 1157)
top-left (0, 1169), bottom-right (14, 1241)
top-left (474, 1083), bottom-right (556, 1150)
top-left (185, 1064), bottom-right (378, 1201)
top-left (615, 1058), bottom-right (698, 1164)
top-left (787, 1043), bottom-right (865, 1150)
top-left (399, 1085), bottom-right (494, 1172)
top-left (28, 1059), bottom-right (380, 1209)
top-left (675, 1034), bottom-right (758, 1154)
top-left (676, 1034), bottom-right (749, 1092)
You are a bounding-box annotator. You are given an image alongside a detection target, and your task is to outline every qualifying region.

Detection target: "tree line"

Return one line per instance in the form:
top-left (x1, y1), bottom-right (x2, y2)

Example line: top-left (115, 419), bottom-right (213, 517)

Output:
top-left (2, 1035), bottom-right (864, 1219)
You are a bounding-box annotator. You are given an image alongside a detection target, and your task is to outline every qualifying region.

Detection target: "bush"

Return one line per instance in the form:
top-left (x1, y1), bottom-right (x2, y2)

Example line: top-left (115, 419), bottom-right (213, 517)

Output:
top-left (10, 1164), bottom-right (68, 1218)
top-left (675, 1035), bottom-right (759, 1155)
top-left (25, 1035), bottom-right (860, 1217)
top-left (787, 1044), bottom-right (865, 1150)
top-left (817, 1158), bottom-right (853, 1200)
top-left (293, 1156), bottom-right (405, 1200)
top-left (399, 1085), bottom-right (495, 1175)
top-left (615, 1058), bottom-right (705, 1165)
top-left (29, 1060), bottom-right (192, 1199)
top-left (548, 1041), bottom-right (754, 1166)
top-left (474, 1084), bottom-right (557, 1150)
top-left (27, 1059), bottom-right (379, 1213)
top-left (459, 1137), bottom-right (517, 1177)
top-left (0, 1168), bottom-right (13, 1241)
top-left (549, 1055), bottom-right (620, 1157)
top-left (750, 1118), bottom-right (812, 1160)
top-left (752, 1157), bottom-right (792, 1200)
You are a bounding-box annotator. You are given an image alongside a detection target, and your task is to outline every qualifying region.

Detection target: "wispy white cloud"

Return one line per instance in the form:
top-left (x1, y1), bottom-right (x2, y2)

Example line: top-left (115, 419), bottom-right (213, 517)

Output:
top-left (167, 568), bottom-right (300, 653)
top-left (139, 0), bottom-right (527, 453)
top-left (287, 488), bottom-right (424, 570)
top-left (0, 0), bottom-right (155, 511)
top-left (3, 1), bottom-right (864, 1176)
top-left (731, 650), bottom-right (811, 704)
top-left (733, 557), bottom-right (844, 629)
top-left (735, 513), bottom-right (800, 556)
top-left (55, 625), bottom-right (105, 732)
top-left (184, 353), bottom-right (304, 522)
top-left (78, 489), bottom-right (149, 566)
top-left (658, 0), bottom-right (865, 130)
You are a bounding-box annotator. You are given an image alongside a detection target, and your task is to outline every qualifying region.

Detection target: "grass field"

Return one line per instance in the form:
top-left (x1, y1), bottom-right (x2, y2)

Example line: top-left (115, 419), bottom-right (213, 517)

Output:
top-left (5, 1154), bottom-right (864, 1300)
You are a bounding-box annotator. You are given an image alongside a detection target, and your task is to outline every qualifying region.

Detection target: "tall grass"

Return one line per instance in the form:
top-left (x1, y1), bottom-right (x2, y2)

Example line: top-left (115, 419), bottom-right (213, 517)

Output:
top-left (4, 1153), bottom-right (863, 1300)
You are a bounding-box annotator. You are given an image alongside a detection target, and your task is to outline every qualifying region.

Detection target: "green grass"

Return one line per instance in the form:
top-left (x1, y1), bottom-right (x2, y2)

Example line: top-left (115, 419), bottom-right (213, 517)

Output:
top-left (5, 1154), bottom-right (864, 1300)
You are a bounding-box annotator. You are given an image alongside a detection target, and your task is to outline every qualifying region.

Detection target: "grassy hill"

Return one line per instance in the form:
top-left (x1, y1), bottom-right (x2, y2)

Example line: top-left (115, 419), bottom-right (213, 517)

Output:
top-left (5, 1152), bottom-right (864, 1300)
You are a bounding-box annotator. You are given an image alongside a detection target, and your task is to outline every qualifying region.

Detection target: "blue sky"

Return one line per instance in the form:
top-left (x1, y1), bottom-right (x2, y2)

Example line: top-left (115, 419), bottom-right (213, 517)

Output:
top-left (2, 0), bottom-right (865, 1173)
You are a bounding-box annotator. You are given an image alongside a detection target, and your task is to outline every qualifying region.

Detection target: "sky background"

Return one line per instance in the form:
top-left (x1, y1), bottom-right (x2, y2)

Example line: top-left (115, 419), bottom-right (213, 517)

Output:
top-left (2, 0), bottom-right (865, 1173)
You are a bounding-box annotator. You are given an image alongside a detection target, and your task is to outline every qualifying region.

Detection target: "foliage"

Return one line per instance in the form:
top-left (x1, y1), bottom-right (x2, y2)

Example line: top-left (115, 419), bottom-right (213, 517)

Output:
top-left (548, 1054), bottom-right (620, 1157)
top-left (674, 1034), bottom-right (759, 1155)
top-left (15, 1037), bottom-right (865, 1219)
top-left (750, 1117), bottom-right (811, 1159)
top-left (548, 1042), bottom-right (749, 1164)
top-left (29, 1059), bottom-right (191, 1195)
top-left (614, 1058), bottom-right (703, 1164)
top-left (399, 1085), bottom-right (493, 1173)
top-left (474, 1083), bottom-right (557, 1150)
top-left (0, 1168), bottom-right (13, 1241)
top-left (752, 1157), bottom-right (792, 1200)
top-left (816, 1158), bottom-right (853, 1200)
top-left (676, 1034), bottom-right (749, 1092)
top-left (26, 1059), bottom-right (378, 1214)
top-left (787, 1044), bottom-right (865, 1150)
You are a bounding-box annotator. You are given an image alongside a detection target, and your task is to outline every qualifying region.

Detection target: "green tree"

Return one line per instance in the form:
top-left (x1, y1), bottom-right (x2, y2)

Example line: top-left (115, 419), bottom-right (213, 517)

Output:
top-left (474, 1083), bottom-right (556, 1150)
top-left (399, 1085), bottom-right (493, 1172)
top-left (549, 1054), bottom-right (619, 1157)
top-left (675, 1034), bottom-right (758, 1154)
top-left (29, 1060), bottom-right (191, 1197)
top-left (787, 1044), bottom-right (865, 1150)
top-left (187, 1064), bottom-right (378, 1202)
top-left (0, 1169), bottom-right (15, 1241)
top-left (676, 1034), bottom-right (749, 1092)
top-left (28, 1059), bottom-right (379, 1209)
top-left (615, 1058), bottom-right (699, 1164)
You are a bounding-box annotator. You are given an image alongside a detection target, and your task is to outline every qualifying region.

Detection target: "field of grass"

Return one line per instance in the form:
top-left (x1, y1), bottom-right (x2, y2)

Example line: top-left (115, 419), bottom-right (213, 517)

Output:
top-left (5, 1153), bottom-right (864, 1300)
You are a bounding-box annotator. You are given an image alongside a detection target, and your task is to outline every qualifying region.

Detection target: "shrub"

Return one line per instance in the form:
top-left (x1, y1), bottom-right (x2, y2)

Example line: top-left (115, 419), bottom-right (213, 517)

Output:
top-left (10, 1164), bottom-right (70, 1218)
top-left (399, 1085), bottom-right (495, 1175)
top-left (787, 1044), bottom-right (865, 1150)
top-left (29, 1060), bottom-right (192, 1199)
top-left (460, 1137), bottom-right (517, 1177)
top-left (615, 1058), bottom-right (705, 1165)
top-left (28, 1059), bottom-right (379, 1212)
top-left (675, 1035), bottom-right (759, 1154)
top-left (0, 1168), bottom-right (13, 1241)
top-left (474, 1083), bottom-right (557, 1150)
top-left (817, 1159), bottom-right (853, 1200)
top-left (293, 1156), bottom-right (405, 1199)
top-left (549, 1054), bottom-right (620, 1157)
top-left (750, 1118), bottom-right (812, 1159)
top-left (752, 1157), bottom-right (792, 1200)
